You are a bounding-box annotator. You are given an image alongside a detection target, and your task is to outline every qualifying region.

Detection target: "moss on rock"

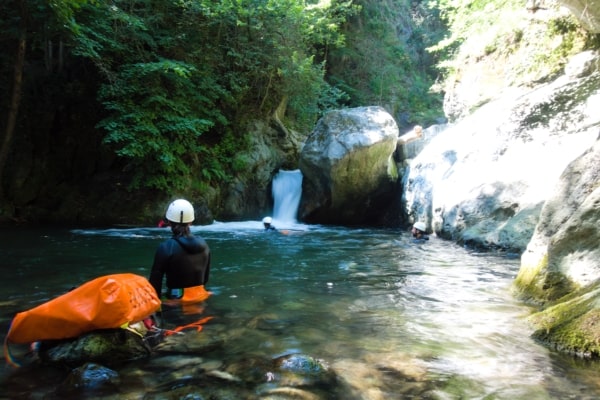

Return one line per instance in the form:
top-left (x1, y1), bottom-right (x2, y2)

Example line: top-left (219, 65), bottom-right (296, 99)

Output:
top-left (528, 286), bottom-right (600, 358)
top-left (514, 252), bottom-right (579, 304)
top-left (514, 252), bottom-right (549, 302)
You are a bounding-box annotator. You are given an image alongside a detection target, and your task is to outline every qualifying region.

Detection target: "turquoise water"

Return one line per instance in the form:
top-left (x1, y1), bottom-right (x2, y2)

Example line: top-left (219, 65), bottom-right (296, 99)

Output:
top-left (1, 222), bottom-right (600, 399)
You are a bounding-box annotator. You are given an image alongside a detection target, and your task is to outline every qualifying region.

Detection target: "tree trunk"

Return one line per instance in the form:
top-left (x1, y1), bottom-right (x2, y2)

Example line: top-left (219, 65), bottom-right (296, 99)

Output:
top-left (0, 0), bottom-right (27, 198)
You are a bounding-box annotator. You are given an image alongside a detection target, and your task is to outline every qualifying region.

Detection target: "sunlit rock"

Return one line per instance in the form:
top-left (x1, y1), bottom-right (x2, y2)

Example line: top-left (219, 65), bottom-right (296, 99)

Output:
top-left (395, 124), bottom-right (446, 163)
top-left (516, 137), bottom-right (600, 302)
top-left (404, 51), bottom-right (600, 252)
top-left (508, 111), bottom-right (599, 358)
top-left (442, 2), bottom-right (587, 122)
top-left (331, 356), bottom-right (436, 398)
top-left (527, 285), bottom-right (600, 358)
top-left (299, 106), bottom-right (399, 225)
top-left (564, 50), bottom-right (600, 78)
top-left (258, 386), bottom-right (322, 399)
top-left (397, 125), bottom-right (423, 145)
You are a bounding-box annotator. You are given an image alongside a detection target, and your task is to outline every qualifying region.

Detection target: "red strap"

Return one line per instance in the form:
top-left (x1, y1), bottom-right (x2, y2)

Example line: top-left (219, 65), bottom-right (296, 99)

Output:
top-left (163, 316), bottom-right (214, 336)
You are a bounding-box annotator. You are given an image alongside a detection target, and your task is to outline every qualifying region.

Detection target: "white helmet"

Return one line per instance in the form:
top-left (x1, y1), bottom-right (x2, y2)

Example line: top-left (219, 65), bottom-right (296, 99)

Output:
top-left (166, 199), bottom-right (195, 224)
top-left (413, 221), bottom-right (426, 232)
top-left (262, 216), bottom-right (272, 224)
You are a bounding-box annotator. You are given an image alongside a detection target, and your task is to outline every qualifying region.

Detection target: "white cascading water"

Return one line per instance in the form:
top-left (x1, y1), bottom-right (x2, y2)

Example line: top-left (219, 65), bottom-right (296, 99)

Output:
top-left (271, 169), bottom-right (303, 224)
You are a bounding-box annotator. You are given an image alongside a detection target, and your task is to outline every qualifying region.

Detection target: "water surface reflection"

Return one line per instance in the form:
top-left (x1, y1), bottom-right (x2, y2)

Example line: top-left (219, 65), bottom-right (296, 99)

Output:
top-left (1, 223), bottom-right (599, 399)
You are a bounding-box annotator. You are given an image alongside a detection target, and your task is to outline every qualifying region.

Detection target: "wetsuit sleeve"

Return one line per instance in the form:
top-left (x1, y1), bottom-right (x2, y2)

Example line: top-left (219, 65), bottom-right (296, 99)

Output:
top-left (203, 251), bottom-right (211, 285)
top-left (149, 242), bottom-right (170, 298)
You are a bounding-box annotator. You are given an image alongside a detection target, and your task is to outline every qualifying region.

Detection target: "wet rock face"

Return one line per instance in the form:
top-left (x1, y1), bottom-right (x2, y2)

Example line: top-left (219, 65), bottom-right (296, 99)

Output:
top-left (403, 51), bottom-right (600, 252)
top-left (517, 137), bottom-right (600, 302)
top-left (512, 121), bottom-right (599, 359)
top-left (299, 106), bottom-right (400, 225)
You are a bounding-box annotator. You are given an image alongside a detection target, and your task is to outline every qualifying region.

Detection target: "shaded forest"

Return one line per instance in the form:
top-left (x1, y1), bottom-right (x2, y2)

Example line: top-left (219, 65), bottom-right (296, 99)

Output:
top-left (0, 0), bottom-right (451, 224)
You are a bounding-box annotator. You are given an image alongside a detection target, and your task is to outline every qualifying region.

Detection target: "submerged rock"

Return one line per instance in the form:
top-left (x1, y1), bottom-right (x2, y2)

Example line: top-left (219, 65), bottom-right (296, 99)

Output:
top-left (56, 362), bottom-right (119, 394)
top-left (273, 353), bottom-right (336, 388)
top-left (275, 353), bottom-right (329, 375)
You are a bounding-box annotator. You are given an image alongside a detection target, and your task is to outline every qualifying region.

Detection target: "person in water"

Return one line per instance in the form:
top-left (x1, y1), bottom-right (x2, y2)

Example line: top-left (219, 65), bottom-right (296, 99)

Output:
top-left (411, 221), bottom-right (429, 242)
top-left (262, 216), bottom-right (277, 231)
top-left (149, 199), bottom-right (211, 300)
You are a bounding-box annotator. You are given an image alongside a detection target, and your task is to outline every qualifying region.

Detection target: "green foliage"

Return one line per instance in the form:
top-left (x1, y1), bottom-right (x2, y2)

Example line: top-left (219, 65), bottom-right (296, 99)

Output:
top-left (426, 0), bottom-right (524, 74)
top-left (426, 0), bottom-right (591, 91)
top-left (548, 15), bottom-right (585, 51)
top-left (327, 0), bottom-right (444, 127)
top-left (97, 60), bottom-right (225, 190)
top-left (280, 54), bottom-right (325, 129)
top-left (61, 0), bottom-right (360, 191)
top-left (0, 0), bottom-right (446, 195)
top-left (585, 33), bottom-right (600, 49)
top-left (48, 0), bottom-right (90, 23)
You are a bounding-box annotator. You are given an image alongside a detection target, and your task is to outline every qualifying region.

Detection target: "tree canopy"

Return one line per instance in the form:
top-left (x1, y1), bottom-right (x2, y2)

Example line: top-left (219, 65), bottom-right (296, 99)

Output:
top-left (0, 0), bottom-right (443, 196)
top-left (69, 0), bottom-right (361, 190)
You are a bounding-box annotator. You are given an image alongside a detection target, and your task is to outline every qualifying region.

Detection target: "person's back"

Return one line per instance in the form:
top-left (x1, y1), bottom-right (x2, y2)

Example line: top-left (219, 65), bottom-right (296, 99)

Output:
top-left (149, 199), bottom-right (211, 301)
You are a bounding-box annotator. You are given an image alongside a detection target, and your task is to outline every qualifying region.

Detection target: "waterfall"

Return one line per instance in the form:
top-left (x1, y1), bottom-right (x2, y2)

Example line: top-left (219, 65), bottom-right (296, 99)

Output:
top-left (271, 169), bottom-right (303, 224)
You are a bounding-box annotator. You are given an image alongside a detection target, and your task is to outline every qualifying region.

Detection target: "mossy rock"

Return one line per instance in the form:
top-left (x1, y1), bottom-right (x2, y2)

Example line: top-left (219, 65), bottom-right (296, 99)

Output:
top-left (39, 329), bottom-right (153, 367)
top-left (528, 286), bottom-right (600, 358)
top-left (514, 252), bottom-right (578, 304)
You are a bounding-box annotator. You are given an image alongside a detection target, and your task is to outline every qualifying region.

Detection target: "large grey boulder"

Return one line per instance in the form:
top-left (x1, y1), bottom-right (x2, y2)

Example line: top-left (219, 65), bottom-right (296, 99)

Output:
top-left (298, 106), bottom-right (399, 225)
top-left (403, 51), bottom-right (600, 252)
top-left (514, 137), bottom-right (600, 357)
top-left (516, 137), bottom-right (600, 302)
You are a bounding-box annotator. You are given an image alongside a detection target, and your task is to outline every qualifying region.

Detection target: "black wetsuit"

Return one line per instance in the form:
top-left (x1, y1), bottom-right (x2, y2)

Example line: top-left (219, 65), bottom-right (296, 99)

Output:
top-left (412, 235), bottom-right (429, 244)
top-left (149, 234), bottom-right (211, 299)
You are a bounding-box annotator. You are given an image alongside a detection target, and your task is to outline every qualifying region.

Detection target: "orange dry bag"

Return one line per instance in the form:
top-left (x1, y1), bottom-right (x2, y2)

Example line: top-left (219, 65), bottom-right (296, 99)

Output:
top-left (6, 273), bottom-right (161, 344)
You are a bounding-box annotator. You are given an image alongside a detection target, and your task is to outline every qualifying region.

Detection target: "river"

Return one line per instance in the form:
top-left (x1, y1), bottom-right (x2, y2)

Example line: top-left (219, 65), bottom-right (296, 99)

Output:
top-left (1, 223), bottom-right (600, 399)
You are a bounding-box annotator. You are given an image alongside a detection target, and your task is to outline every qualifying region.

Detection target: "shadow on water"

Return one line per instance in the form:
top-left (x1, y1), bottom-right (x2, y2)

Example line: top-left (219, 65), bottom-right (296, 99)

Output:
top-left (1, 223), bottom-right (600, 399)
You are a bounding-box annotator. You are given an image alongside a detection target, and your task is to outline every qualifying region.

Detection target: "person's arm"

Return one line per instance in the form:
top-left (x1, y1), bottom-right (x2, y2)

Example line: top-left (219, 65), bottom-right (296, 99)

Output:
top-left (149, 243), bottom-right (169, 298)
top-left (202, 251), bottom-right (211, 285)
